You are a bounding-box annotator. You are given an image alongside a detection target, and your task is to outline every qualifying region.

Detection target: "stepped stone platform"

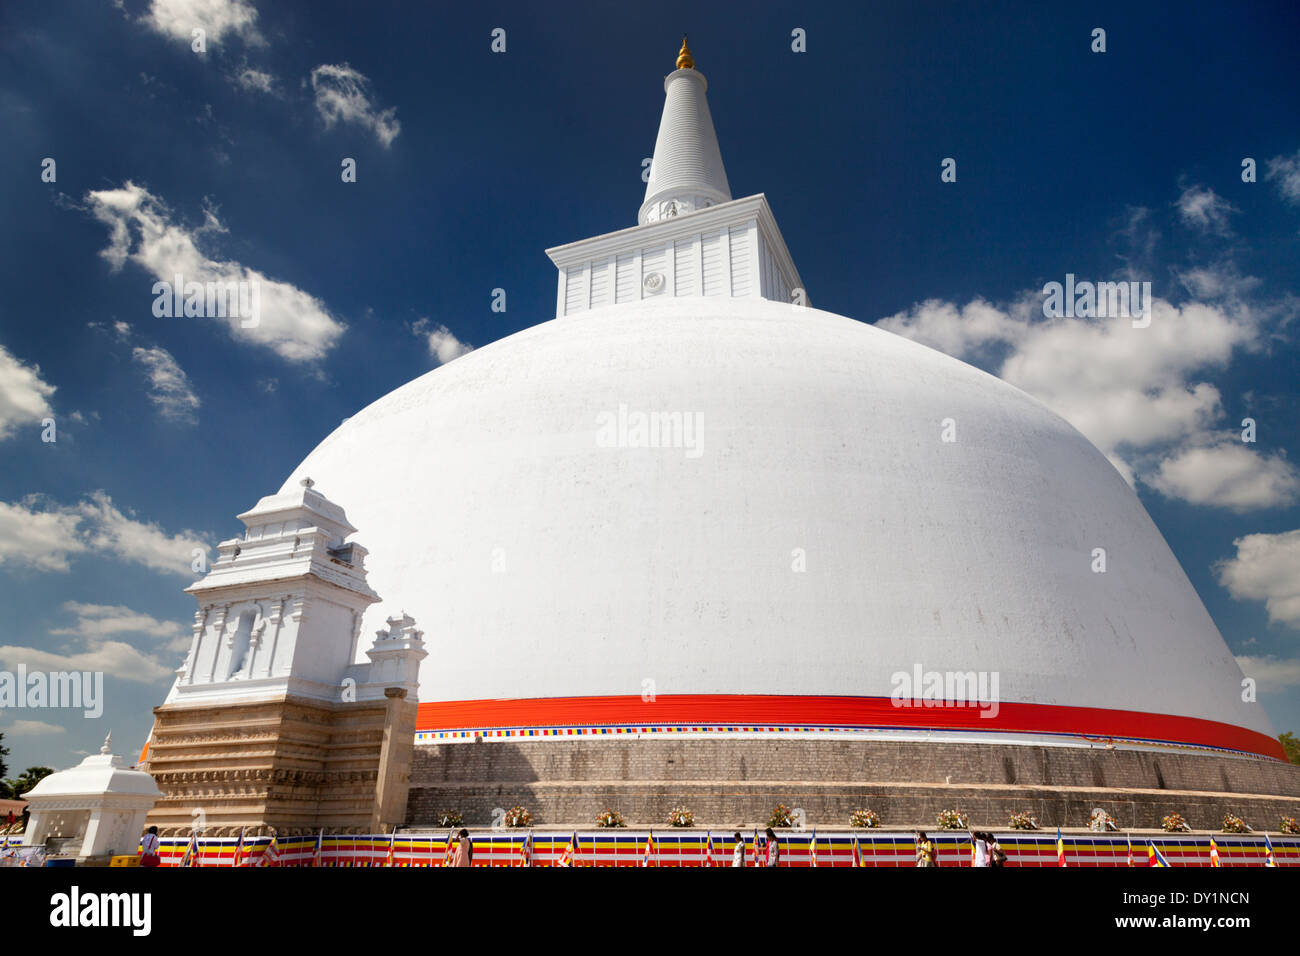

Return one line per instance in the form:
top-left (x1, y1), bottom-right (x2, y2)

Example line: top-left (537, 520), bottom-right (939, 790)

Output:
top-left (405, 737), bottom-right (1300, 830)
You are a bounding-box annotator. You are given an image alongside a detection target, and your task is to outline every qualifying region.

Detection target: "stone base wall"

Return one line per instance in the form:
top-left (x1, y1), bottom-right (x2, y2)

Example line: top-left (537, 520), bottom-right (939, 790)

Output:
top-left (144, 692), bottom-right (417, 836)
top-left (406, 737), bottom-right (1300, 830)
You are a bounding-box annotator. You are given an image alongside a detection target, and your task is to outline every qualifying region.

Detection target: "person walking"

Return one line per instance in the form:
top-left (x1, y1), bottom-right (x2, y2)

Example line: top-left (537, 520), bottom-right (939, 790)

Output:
top-left (970, 830), bottom-right (991, 868)
top-left (764, 828), bottom-right (780, 867)
top-left (452, 828), bottom-right (473, 867)
top-left (731, 832), bottom-right (746, 867)
top-left (915, 831), bottom-right (939, 867)
top-left (139, 826), bottom-right (161, 868)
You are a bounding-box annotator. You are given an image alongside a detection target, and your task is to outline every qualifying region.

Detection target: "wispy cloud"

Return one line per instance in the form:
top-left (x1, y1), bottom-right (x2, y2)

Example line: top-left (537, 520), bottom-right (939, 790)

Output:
top-left (310, 63), bottom-right (401, 148)
top-left (229, 64), bottom-right (277, 95)
top-left (84, 181), bottom-right (345, 362)
top-left (51, 601), bottom-right (188, 649)
top-left (1235, 654), bottom-right (1300, 688)
top-left (0, 639), bottom-right (175, 684)
top-left (0, 492), bottom-right (207, 577)
top-left (0, 344), bottom-right (56, 441)
top-left (1175, 183), bottom-right (1237, 236)
top-left (412, 318), bottom-right (473, 365)
top-left (3, 719), bottom-right (67, 736)
top-left (130, 345), bottom-right (201, 425)
top-left (1265, 148), bottom-right (1300, 206)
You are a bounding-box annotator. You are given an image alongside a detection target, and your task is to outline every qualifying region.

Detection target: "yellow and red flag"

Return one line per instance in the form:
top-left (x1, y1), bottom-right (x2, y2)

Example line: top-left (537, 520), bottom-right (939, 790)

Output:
top-left (260, 831), bottom-right (280, 867)
top-left (1209, 837), bottom-right (1220, 867)
top-left (441, 829), bottom-right (457, 867)
top-left (1148, 843), bottom-right (1171, 867)
top-left (557, 831), bottom-right (577, 867)
top-left (642, 831), bottom-right (656, 867)
top-left (1056, 828), bottom-right (1067, 867)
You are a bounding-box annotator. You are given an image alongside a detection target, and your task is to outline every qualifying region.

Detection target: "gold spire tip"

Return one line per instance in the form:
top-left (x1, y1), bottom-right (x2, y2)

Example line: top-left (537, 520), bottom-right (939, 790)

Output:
top-left (676, 35), bottom-right (694, 70)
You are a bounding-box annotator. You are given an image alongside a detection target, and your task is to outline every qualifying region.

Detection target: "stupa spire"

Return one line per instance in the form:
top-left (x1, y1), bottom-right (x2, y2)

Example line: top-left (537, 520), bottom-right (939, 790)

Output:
top-left (676, 35), bottom-right (694, 70)
top-left (638, 37), bottom-right (731, 225)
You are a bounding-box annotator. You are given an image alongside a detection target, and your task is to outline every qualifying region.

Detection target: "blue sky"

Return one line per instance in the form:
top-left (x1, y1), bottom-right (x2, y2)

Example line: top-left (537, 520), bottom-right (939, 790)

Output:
top-left (1, 0), bottom-right (1299, 772)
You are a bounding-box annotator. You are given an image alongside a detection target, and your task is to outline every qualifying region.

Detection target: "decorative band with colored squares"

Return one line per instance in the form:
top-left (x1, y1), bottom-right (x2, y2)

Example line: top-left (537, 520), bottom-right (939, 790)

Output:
top-left (18, 832), bottom-right (1286, 868)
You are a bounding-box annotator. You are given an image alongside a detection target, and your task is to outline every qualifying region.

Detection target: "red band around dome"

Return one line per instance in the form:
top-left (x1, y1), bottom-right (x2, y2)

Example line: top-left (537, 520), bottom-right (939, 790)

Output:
top-left (415, 694), bottom-right (1286, 761)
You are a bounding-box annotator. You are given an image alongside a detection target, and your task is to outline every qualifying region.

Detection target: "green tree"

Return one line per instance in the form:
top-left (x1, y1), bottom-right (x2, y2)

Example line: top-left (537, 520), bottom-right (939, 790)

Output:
top-left (2, 767), bottom-right (54, 799)
top-left (1281, 732), bottom-right (1300, 765)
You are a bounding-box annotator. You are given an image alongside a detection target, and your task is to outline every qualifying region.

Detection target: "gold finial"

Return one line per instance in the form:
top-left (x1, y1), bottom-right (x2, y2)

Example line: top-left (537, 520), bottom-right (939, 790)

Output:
top-left (676, 35), bottom-right (694, 70)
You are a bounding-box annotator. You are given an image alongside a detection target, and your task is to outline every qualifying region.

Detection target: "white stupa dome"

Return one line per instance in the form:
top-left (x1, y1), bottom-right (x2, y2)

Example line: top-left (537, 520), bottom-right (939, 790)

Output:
top-left (281, 296), bottom-right (1276, 758)
top-left (277, 43), bottom-right (1279, 761)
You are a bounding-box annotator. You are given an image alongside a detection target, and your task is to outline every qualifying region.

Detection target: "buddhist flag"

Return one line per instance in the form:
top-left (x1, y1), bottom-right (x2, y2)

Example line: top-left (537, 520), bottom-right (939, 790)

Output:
top-left (558, 831), bottom-right (577, 867)
top-left (180, 832), bottom-right (199, 868)
top-left (442, 829), bottom-right (457, 867)
top-left (1056, 828), bottom-right (1066, 867)
top-left (313, 829), bottom-right (324, 868)
top-left (809, 829), bottom-right (818, 868)
top-left (1148, 843), bottom-right (1170, 868)
top-left (518, 831), bottom-right (532, 867)
top-left (260, 832), bottom-right (280, 867)
top-left (1264, 835), bottom-right (1277, 867)
top-left (385, 831), bottom-right (397, 867)
top-left (232, 827), bottom-right (245, 867)
top-left (1126, 835), bottom-right (1134, 867)
top-left (852, 836), bottom-right (863, 868)
top-left (1209, 837), bottom-right (1220, 868)
top-left (751, 830), bottom-right (761, 867)
top-left (703, 831), bottom-right (714, 868)
top-left (642, 831), bottom-right (656, 867)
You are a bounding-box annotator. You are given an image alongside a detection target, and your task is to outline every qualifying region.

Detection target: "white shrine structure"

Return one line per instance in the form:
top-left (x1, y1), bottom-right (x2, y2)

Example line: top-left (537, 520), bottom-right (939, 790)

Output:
top-left (22, 733), bottom-right (161, 863)
top-left (141, 479), bottom-right (426, 835)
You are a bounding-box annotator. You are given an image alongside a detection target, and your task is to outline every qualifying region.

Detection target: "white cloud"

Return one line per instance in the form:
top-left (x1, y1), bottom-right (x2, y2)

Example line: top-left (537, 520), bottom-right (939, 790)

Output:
top-left (75, 491), bottom-right (207, 577)
top-left (51, 601), bottom-right (187, 647)
top-left (131, 345), bottom-right (201, 425)
top-left (143, 0), bottom-right (262, 46)
top-left (84, 182), bottom-right (345, 362)
top-left (1217, 529), bottom-right (1300, 628)
top-left (413, 318), bottom-right (473, 365)
top-left (1235, 655), bottom-right (1300, 688)
top-left (0, 344), bottom-right (56, 441)
top-left (0, 492), bottom-right (206, 577)
top-left (881, 298), bottom-right (1242, 464)
top-left (0, 640), bottom-right (175, 683)
top-left (310, 63), bottom-right (401, 148)
top-left (0, 498), bottom-right (88, 572)
top-left (231, 65), bottom-right (276, 94)
top-left (877, 257), bottom-right (1300, 509)
top-left (4, 719), bottom-right (67, 736)
top-left (1175, 184), bottom-right (1237, 235)
top-left (1150, 443), bottom-right (1300, 512)
top-left (1265, 148), bottom-right (1300, 205)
